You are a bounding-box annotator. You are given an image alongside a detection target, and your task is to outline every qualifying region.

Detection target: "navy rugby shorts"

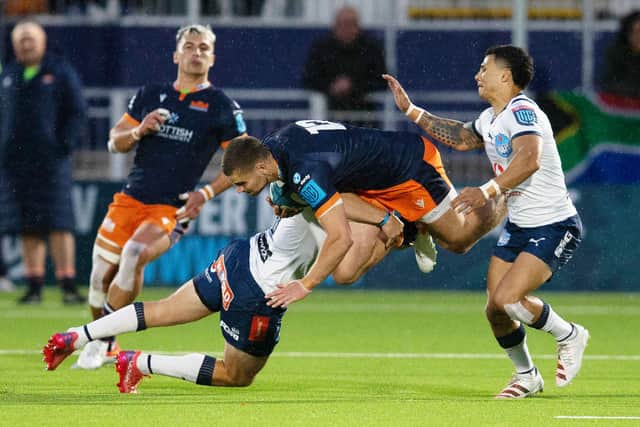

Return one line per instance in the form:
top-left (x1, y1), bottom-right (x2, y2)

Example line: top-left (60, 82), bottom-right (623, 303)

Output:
top-left (493, 215), bottom-right (583, 274)
top-left (193, 239), bottom-right (286, 357)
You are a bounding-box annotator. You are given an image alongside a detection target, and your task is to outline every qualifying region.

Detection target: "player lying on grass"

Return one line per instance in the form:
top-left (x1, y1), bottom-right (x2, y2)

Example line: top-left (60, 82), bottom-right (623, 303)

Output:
top-left (43, 197), bottom-right (404, 393)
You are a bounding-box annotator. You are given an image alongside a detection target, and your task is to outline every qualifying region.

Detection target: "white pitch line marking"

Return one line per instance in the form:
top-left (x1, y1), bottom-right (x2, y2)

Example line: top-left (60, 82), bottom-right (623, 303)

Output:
top-left (2, 349), bottom-right (640, 360)
top-left (555, 416), bottom-right (640, 420)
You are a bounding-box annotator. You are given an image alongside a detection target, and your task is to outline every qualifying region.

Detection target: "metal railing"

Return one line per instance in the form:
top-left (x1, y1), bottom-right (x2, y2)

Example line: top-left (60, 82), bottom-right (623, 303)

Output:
top-left (75, 87), bottom-right (492, 184)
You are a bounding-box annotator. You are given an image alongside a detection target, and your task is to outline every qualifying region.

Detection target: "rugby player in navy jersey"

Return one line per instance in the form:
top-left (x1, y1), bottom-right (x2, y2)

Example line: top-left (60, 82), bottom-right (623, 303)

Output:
top-left (75, 24), bottom-right (247, 369)
top-left (221, 121), bottom-right (504, 308)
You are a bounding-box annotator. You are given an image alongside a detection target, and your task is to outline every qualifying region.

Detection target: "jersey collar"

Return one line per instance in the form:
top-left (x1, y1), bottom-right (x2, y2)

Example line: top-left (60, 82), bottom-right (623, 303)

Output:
top-left (173, 81), bottom-right (211, 100)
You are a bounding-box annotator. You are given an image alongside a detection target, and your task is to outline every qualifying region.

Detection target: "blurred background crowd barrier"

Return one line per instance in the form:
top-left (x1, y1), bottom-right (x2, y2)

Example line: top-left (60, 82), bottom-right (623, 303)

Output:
top-left (1, 0), bottom-right (638, 290)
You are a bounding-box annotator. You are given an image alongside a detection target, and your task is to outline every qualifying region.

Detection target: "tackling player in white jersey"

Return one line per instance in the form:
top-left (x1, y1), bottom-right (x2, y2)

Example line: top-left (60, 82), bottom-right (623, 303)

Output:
top-left (43, 213), bottom-right (327, 392)
top-left (384, 45), bottom-right (588, 399)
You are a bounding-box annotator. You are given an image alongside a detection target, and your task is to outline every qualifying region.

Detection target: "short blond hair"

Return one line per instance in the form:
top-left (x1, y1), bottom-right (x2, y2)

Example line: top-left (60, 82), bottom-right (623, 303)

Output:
top-left (175, 24), bottom-right (216, 47)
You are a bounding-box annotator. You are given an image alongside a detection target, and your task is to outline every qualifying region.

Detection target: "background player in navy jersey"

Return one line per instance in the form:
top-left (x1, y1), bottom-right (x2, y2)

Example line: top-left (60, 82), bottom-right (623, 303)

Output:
top-left (384, 45), bottom-right (588, 398)
top-left (221, 121), bottom-right (504, 308)
top-left (43, 213), bottom-right (357, 393)
top-left (76, 24), bottom-right (247, 369)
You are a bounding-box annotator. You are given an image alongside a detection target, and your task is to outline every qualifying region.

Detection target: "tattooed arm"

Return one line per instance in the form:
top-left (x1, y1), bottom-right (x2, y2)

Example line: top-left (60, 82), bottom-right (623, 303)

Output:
top-left (382, 74), bottom-right (484, 151)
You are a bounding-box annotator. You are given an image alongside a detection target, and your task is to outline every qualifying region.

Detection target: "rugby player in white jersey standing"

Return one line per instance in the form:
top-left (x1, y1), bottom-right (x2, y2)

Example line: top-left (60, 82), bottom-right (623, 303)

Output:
top-left (384, 44), bottom-right (588, 399)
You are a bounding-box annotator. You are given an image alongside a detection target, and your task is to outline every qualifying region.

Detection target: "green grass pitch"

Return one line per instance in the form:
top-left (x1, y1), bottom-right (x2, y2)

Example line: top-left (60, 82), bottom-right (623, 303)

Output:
top-left (1, 289), bottom-right (639, 426)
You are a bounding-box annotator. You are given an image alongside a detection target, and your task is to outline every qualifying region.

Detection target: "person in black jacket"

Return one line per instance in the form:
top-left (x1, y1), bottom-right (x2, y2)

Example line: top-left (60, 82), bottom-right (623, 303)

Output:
top-left (0, 20), bottom-right (85, 304)
top-left (302, 6), bottom-right (386, 126)
top-left (599, 10), bottom-right (640, 98)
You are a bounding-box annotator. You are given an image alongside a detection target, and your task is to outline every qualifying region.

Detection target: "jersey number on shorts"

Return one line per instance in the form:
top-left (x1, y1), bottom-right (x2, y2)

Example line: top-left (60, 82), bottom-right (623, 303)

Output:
top-left (214, 255), bottom-right (234, 311)
top-left (296, 120), bottom-right (346, 135)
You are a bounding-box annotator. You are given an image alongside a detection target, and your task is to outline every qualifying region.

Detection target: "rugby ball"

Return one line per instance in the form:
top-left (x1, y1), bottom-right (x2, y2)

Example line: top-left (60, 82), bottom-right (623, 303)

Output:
top-left (269, 182), bottom-right (308, 209)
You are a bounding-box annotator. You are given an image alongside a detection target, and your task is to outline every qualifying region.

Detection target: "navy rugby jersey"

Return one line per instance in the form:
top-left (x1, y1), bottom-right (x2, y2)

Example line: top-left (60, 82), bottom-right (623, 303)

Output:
top-left (122, 83), bottom-right (246, 206)
top-left (263, 120), bottom-right (436, 216)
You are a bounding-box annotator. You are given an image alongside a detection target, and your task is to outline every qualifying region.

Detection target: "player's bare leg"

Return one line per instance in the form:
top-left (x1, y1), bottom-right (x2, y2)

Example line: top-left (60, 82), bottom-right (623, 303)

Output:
top-left (333, 222), bottom-right (389, 284)
top-left (88, 254), bottom-right (118, 320)
top-left (88, 230), bottom-right (170, 320)
top-left (106, 222), bottom-right (169, 310)
top-left (487, 253), bottom-right (589, 397)
top-left (212, 342), bottom-right (268, 386)
top-left (427, 195), bottom-right (506, 255)
top-left (485, 256), bottom-right (542, 398)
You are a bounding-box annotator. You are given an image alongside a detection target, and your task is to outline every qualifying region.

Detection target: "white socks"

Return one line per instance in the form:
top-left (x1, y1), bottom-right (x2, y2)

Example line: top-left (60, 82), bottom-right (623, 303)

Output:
top-left (505, 336), bottom-right (535, 374)
top-left (541, 306), bottom-right (574, 341)
top-left (70, 304), bottom-right (139, 346)
top-left (137, 353), bottom-right (206, 383)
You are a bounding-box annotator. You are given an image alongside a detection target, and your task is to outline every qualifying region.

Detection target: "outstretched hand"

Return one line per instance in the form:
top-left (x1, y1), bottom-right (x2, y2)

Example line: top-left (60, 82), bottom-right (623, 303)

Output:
top-left (382, 74), bottom-right (412, 113)
top-left (265, 280), bottom-right (311, 308)
top-left (176, 191), bottom-right (206, 224)
top-left (451, 187), bottom-right (488, 216)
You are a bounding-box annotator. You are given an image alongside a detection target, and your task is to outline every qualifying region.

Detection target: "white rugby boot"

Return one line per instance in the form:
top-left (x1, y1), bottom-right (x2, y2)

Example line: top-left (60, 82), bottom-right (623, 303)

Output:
top-left (72, 339), bottom-right (119, 370)
top-left (413, 230), bottom-right (437, 273)
top-left (556, 323), bottom-right (590, 387)
top-left (0, 276), bottom-right (15, 292)
top-left (495, 368), bottom-right (544, 399)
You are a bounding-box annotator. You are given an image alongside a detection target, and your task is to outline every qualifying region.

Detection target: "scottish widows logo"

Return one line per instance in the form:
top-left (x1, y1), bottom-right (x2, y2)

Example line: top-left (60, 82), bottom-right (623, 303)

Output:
top-left (494, 133), bottom-right (512, 158)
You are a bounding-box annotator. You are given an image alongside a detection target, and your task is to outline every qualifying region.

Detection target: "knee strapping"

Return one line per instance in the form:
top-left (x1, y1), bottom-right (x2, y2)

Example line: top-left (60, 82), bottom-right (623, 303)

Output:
top-left (89, 246), bottom-right (113, 308)
top-left (113, 240), bottom-right (147, 292)
top-left (504, 301), bottom-right (535, 324)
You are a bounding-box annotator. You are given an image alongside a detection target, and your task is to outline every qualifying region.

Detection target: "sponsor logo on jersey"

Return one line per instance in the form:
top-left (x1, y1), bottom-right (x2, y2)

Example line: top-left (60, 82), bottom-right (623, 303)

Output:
top-left (293, 173), bottom-right (301, 184)
top-left (204, 261), bottom-right (215, 282)
top-left (248, 315), bottom-right (270, 342)
top-left (157, 124), bottom-right (194, 143)
top-left (128, 94), bottom-right (136, 110)
top-left (257, 233), bottom-right (273, 262)
top-left (554, 231), bottom-right (574, 258)
top-left (299, 179), bottom-right (327, 208)
top-left (494, 133), bottom-right (512, 158)
top-left (528, 237), bottom-right (546, 247)
top-left (101, 217), bottom-right (115, 233)
top-left (159, 93), bottom-right (167, 103)
top-left (234, 110), bottom-right (247, 133)
top-left (220, 320), bottom-right (240, 341)
top-left (166, 112), bottom-right (179, 125)
top-left (512, 106), bottom-right (537, 126)
top-left (214, 255), bottom-right (235, 311)
top-left (189, 100), bottom-right (209, 112)
top-left (497, 229), bottom-right (511, 246)
top-left (415, 198), bottom-right (425, 208)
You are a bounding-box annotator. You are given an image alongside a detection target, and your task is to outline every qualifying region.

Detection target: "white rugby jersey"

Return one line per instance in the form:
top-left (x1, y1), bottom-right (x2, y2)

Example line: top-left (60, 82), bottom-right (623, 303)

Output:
top-left (473, 93), bottom-right (577, 227)
top-left (249, 212), bottom-right (321, 294)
